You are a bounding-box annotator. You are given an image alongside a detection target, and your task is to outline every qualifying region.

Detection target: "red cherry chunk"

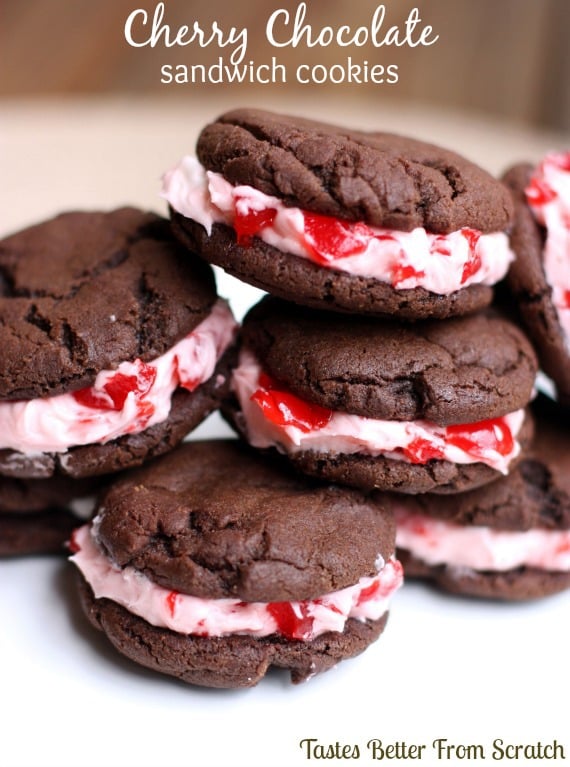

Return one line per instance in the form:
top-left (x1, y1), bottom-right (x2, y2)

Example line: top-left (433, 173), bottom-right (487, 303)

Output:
top-left (234, 204), bottom-right (277, 245)
top-left (563, 290), bottom-right (570, 309)
top-left (445, 417), bottom-right (514, 458)
top-left (251, 372), bottom-right (333, 432)
top-left (526, 177), bottom-right (557, 206)
top-left (267, 601), bottom-right (314, 640)
top-left (173, 354), bottom-right (200, 392)
top-left (460, 228), bottom-right (482, 284)
top-left (165, 590), bottom-right (179, 617)
top-left (431, 236), bottom-right (452, 257)
top-left (402, 438), bottom-right (445, 464)
top-left (356, 580), bottom-right (380, 605)
top-left (303, 212), bottom-right (371, 265)
top-left (392, 263), bottom-right (426, 288)
top-left (73, 361), bottom-right (156, 411)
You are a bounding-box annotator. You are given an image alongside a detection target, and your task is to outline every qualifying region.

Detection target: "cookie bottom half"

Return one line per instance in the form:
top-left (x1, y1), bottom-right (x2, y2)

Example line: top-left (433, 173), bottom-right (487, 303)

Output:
top-left (78, 576), bottom-right (389, 688)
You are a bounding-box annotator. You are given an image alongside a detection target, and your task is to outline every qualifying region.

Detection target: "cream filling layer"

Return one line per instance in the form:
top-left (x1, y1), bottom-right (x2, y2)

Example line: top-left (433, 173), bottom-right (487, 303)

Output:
top-left (526, 152), bottom-right (570, 350)
top-left (394, 506), bottom-right (570, 572)
top-left (70, 524), bottom-right (403, 640)
top-left (0, 300), bottom-right (237, 455)
top-left (232, 350), bottom-right (524, 475)
top-left (161, 157), bottom-right (514, 295)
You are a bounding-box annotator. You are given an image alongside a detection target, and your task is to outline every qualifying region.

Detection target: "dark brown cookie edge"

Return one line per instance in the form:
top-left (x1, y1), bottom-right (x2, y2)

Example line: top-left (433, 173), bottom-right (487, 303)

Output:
top-left (77, 575), bottom-right (389, 688)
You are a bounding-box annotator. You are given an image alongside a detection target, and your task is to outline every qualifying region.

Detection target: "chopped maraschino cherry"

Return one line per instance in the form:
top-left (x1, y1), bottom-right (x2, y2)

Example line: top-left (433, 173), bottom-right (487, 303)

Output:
top-left (430, 236), bottom-right (452, 257)
top-left (165, 591), bottom-right (179, 617)
top-left (563, 290), bottom-right (570, 309)
top-left (460, 228), bottom-right (482, 284)
top-left (391, 263), bottom-right (426, 288)
top-left (303, 212), bottom-right (371, 265)
top-left (73, 360), bottom-right (156, 411)
top-left (233, 204), bottom-right (277, 245)
top-left (267, 601), bottom-right (314, 641)
top-left (356, 580), bottom-right (381, 605)
top-left (402, 438), bottom-right (445, 464)
top-left (526, 177), bottom-right (557, 206)
top-left (445, 417), bottom-right (514, 459)
top-left (251, 372), bottom-right (333, 432)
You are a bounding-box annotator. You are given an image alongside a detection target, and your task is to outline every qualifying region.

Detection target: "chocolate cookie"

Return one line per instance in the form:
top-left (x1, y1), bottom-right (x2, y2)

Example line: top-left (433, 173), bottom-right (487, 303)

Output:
top-left (0, 210), bottom-right (238, 478)
top-left (0, 510), bottom-right (79, 557)
top-left (393, 397), bottom-right (570, 599)
top-left (164, 108), bottom-right (515, 319)
top-left (0, 474), bottom-right (100, 557)
top-left (71, 440), bottom-right (402, 687)
top-left (502, 156), bottom-right (570, 405)
top-left (225, 297), bottom-right (537, 494)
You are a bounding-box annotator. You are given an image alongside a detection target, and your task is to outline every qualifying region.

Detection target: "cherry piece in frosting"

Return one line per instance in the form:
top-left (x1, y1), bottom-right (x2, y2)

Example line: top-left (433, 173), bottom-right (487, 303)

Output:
top-left (267, 602), bottom-right (314, 641)
top-left (460, 228), bottom-right (482, 284)
top-left (73, 361), bottom-right (156, 411)
top-left (234, 204), bottom-right (277, 245)
top-left (445, 417), bottom-right (514, 459)
top-left (303, 212), bottom-right (371, 265)
top-left (251, 373), bottom-right (333, 432)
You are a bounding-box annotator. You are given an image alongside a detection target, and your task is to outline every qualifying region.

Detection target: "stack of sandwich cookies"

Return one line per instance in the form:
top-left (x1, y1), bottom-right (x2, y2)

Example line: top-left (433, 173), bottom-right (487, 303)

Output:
top-left (71, 440), bottom-right (402, 687)
top-left (393, 397), bottom-right (570, 600)
top-left (0, 208), bottom-right (237, 555)
top-left (502, 152), bottom-right (570, 406)
top-left (161, 108), bottom-right (551, 608)
top-left (163, 108), bottom-right (515, 320)
top-left (226, 296), bottom-right (537, 494)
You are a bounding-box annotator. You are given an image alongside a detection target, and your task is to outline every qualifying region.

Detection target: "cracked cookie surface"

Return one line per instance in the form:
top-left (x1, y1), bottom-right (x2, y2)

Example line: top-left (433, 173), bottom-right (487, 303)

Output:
top-left (241, 297), bottom-right (537, 424)
top-left (0, 208), bottom-right (217, 400)
top-left (197, 108), bottom-right (513, 233)
top-left (94, 439), bottom-right (395, 602)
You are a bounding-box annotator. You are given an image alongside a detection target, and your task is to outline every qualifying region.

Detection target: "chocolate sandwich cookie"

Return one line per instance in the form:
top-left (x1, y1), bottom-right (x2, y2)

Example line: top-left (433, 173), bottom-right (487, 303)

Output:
top-left (393, 397), bottom-right (570, 599)
top-left (226, 297), bottom-right (537, 494)
top-left (0, 209), bottom-right (237, 479)
top-left (163, 108), bottom-right (515, 320)
top-left (502, 154), bottom-right (570, 405)
top-left (0, 474), bottom-right (100, 557)
top-left (71, 440), bottom-right (402, 688)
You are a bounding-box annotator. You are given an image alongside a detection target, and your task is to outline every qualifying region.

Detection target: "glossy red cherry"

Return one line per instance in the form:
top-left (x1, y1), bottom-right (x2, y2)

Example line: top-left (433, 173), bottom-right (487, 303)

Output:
top-left (251, 372), bottom-right (333, 432)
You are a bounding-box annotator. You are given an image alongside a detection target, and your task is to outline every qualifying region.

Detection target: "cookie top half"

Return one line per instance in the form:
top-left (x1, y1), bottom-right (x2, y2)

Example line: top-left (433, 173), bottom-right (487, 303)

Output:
top-left (197, 109), bottom-right (512, 234)
top-left (241, 297), bottom-right (537, 425)
top-left (93, 440), bottom-right (395, 602)
top-left (0, 208), bottom-right (217, 400)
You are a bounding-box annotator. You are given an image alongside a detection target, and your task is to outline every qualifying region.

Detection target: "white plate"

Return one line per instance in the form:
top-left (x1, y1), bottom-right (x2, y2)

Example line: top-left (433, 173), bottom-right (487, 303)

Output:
top-left (2, 402), bottom-right (569, 767)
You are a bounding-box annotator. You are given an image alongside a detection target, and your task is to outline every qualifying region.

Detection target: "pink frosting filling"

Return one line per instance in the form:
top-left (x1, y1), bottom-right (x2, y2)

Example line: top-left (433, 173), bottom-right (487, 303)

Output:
top-left (395, 506), bottom-right (570, 572)
top-left (525, 152), bottom-right (570, 349)
top-left (161, 157), bottom-right (514, 295)
top-left (0, 300), bottom-right (237, 455)
top-left (232, 350), bottom-right (524, 475)
top-left (70, 524), bottom-right (403, 640)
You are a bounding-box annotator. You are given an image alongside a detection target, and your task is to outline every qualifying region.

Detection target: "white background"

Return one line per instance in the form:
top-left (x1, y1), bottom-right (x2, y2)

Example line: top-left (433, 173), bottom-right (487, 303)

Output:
top-left (1, 97), bottom-right (569, 767)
